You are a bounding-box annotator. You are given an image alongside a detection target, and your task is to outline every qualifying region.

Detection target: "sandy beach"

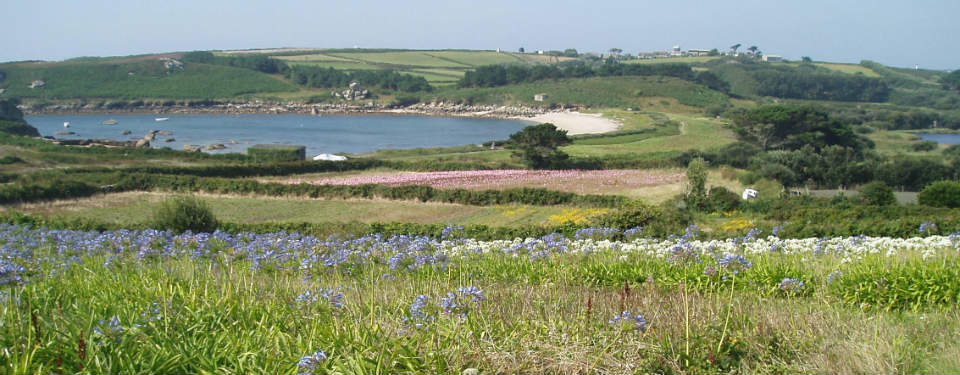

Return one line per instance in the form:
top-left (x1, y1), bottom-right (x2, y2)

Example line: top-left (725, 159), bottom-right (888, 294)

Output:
top-left (519, 111), bottom-right (621, 135)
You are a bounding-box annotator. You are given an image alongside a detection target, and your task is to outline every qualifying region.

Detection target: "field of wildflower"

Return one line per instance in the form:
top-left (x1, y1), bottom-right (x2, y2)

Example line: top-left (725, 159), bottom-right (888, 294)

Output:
top-left (2, 224), bottom-right (959, 374)
top-left (293, 169), bottom-right (686, 196)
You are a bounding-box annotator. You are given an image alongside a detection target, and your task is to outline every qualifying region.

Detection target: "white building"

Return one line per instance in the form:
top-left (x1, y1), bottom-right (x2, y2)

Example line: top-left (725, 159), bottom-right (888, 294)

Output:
top-left (762, 55), bottom-right (783, 63)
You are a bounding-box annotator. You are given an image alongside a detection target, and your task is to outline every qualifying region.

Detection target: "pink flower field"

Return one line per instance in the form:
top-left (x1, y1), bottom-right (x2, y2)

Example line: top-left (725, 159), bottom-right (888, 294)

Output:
top-left (292, 169), bottom-right (685, 194)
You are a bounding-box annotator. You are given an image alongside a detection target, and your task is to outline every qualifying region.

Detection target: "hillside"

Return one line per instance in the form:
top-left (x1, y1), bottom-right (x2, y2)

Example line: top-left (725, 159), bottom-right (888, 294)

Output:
top-left (0, 57), bottom-right (297, 100)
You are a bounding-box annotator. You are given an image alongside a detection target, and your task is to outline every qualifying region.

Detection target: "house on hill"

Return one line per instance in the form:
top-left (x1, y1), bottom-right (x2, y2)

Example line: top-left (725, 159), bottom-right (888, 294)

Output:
top-left (687, 49), bottom-right (711, 56)
top-left (534, 93), bottom-right (548, 102)
top-left (762, 55), bottom-right (783, 62)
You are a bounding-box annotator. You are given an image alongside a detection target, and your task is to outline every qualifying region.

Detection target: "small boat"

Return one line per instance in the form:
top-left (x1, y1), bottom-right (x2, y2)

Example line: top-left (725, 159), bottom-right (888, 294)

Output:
top-left (63, 122), bottom-right (70, 128)
top-left (155, 117), bottom-right (169, 122)
top-left (101, 119), bottom-right (118, 125)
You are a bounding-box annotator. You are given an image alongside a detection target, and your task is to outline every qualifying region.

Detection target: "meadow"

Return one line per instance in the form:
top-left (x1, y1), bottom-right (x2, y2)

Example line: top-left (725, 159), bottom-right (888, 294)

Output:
top-left (1, 224), bottom-right (958, 374)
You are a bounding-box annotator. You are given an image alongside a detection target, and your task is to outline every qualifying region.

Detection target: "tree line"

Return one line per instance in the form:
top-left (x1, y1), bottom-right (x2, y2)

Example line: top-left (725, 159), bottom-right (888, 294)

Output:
top-left (458, 61), bottom-right (694, 88)
top-left (181, 51), bottom-right (432, 92)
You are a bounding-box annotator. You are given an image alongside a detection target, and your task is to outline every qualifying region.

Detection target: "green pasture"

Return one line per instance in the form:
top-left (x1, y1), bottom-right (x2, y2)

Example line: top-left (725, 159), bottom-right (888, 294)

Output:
top-left (0, 61), bottom-right (297, 99)
top-left (11, 192), bottom-right (565, 227)
top-left (427, 76), bottom-right (728, 109)
top-left (564, 114), bottom-right (736, 157)
top-left (814, 62), bottom-right (881, 77)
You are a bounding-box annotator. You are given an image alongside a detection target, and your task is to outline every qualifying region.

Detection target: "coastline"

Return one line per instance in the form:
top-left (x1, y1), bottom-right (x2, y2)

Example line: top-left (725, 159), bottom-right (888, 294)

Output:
top-left (23, 102), bottom-right (622, 135)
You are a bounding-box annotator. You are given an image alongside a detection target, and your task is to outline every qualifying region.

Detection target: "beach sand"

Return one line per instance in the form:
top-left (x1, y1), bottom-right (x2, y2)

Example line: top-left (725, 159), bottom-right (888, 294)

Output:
top-left (520, 111), bottom-right (620, 135)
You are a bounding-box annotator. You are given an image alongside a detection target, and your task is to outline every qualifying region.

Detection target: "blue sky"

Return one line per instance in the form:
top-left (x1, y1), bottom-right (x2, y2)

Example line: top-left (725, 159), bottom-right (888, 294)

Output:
top-left (4, 0), bottom-right (958, 69)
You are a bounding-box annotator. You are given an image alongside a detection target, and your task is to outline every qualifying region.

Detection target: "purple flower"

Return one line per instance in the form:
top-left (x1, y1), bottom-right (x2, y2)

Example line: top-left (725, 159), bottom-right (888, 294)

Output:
top-left (297, 350), bottom-right (327, 375)
top-left (608, 310), bottom-right (647, 332)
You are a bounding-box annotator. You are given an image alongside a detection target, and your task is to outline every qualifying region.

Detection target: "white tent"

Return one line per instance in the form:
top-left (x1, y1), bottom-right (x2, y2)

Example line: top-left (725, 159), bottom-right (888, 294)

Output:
top-left (313, 153), bottom-right (347, 161)
top-left (742, 188), bottom-right (759, 200)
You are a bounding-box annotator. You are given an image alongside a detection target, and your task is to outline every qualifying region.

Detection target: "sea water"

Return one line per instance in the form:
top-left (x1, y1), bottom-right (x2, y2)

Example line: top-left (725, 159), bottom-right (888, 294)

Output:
top-left (27, 113), bottom-right (529, 155)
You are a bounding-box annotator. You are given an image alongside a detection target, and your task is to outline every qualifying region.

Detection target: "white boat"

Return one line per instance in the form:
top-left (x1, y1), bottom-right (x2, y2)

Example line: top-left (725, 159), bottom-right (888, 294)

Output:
top-left (155, 117), bottom-right (169, 122)
top-left (63, 122), bottom-right (70, 128)
top-left (101, 119), bottom-right (118, 125)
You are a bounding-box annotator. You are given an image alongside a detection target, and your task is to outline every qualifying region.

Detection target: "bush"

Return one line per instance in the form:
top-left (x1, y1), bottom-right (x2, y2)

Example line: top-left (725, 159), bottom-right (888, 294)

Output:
top-left (707, 186), bottom-right (741, 212)
top-left (151, 196), bottom-right (219, 233)
top-left (248, 145), bottom-right (306, 162)
top-left (918, 180), bottom-right (960, 208)
top-left (858, 181), bottom-right (896, 206)
top-left (912, 140), bottom-right (938, 152)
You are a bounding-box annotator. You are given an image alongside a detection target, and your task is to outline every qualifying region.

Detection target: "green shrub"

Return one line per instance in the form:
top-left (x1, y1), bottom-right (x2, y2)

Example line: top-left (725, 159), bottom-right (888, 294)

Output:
top-left (708, 186), bottom-right (741, 212)
top-left (918, 180), bottom-right (960, 208)
top-left (858, 181), bottom-right (896, 206)
top-left (151, 196), bottom-right (218, 233)
top-left (248, 145), bottom-right (306, 162)
top-left (912, 140), bottom-right (938, 152)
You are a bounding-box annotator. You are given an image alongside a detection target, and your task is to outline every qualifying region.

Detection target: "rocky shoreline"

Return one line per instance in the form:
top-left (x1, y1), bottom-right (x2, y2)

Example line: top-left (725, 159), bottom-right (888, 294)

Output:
top-left (22, 102), bottom-right (553, 119)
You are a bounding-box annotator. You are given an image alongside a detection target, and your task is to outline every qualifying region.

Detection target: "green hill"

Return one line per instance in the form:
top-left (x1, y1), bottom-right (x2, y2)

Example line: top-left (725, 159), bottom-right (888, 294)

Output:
top-left (0, 58), bottom-right (297, 100)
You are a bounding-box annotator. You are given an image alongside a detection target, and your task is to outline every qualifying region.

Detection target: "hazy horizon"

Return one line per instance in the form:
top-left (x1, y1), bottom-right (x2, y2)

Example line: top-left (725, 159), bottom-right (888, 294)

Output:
top-left (4, 0), bottom-right (958, 70)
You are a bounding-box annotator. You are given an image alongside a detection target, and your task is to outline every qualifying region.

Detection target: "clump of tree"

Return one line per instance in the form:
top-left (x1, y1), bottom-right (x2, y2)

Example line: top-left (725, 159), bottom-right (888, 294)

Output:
top-left (285, 66), bottom-right (431, 92)
top-left (0, 99), bottom-right (40, 137)
top-left (940, 69), bottom-right (960, 92)
top-left (507, 123), bottom-right (571, 169)
top-left (918, 180), bottom-right (960, 208)
top-left (181, 51), bottom-right (285, 74)
top-left (732, 105), bottom-right (873, 152)
top-left (752, 68), bottom-right (890, 102)
top-left (458, 62), bottom-right (693, 88)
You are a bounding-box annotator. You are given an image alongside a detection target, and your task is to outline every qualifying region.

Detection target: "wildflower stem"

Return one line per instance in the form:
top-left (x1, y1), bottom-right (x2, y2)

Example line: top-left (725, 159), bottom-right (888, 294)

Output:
top-left (716, 274), bottom-right (736, 355)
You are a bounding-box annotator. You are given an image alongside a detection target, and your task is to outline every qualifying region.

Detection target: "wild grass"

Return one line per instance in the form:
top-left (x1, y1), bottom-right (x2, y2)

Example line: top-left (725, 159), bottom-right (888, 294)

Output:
top-left (1, 225), bottom-right (958, 374)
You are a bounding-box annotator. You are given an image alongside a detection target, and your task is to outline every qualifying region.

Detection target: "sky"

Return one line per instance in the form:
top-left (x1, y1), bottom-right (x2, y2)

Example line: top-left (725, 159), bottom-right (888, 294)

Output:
top-left (4, 0), bottom-right (958, 70)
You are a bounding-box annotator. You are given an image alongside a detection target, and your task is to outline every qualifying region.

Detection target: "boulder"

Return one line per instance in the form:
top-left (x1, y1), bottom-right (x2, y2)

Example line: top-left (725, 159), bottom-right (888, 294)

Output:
top-left (135, 139), bottom-right (150, 148)
top-left (206, 144), bottom-right (226, 151)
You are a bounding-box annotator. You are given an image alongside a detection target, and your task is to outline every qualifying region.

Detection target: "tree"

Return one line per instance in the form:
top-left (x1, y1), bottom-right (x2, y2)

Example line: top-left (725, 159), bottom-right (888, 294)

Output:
top-left (563, 48), bottom-right (579, 57)
top-left (733, 105), bottom-right (871, 152)
top-left (942, 69), bottom-right (960, 92)
top-left (507, 123), bottom-right (571, 169)
top-left (918, 180), bottom-right (960, 208)
top-left (609, 48), bottom-right (622, 56)
top-left (858, 181), bottom-right (896, 206)
top-left (684, 157), bottom-right (709, 210)
top-left (518, 47), bottom-right (525, 53)
top-left (747, 46), bottom-right (759, 55)
top-left (708, 48), bottom-right (720, 56)
top-left (695, 71), bottom-right (730, 93)
top-left (730, 43), bottom-right (741, 54)
top-left (801, 56), bottom-right (813, 63)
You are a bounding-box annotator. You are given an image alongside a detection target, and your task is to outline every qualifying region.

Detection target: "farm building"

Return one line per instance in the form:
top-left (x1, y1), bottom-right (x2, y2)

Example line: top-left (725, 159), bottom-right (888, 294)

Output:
top-left (762, 55), bottom-right (783, 62)
top-left (687, 49), bottom-right (711, 56)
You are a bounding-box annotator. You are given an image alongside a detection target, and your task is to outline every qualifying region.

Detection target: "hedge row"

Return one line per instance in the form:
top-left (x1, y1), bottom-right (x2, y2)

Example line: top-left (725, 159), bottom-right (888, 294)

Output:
top-left (0, 211), bottom-right (584, 241)
top-left (112, 174), bottom-right (630, 208)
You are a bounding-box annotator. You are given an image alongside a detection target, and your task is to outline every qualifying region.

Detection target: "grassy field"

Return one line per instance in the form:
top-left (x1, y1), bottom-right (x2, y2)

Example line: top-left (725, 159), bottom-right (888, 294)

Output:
top-left (0, 60), bottom-right (297, 99)
top-left (2, 225), bottom-right (958, 374)
top-left (427, 76), bottom-right (728, 109)
top-left (268, 50), bottom-right (559, 85)
top-left (813, 62), bottom-right (881, 77)
top-left (563, 114), bottom-right (737, 157)
top-left (8, 192), bottom-right (570, 227)
top-left (865, 130), bottom-right (950, 156)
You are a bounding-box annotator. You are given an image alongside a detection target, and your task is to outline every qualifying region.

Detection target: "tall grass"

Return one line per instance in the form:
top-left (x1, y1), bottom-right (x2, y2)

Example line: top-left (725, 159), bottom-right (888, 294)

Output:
top-left (1, 225), bottom-right (958, 373)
